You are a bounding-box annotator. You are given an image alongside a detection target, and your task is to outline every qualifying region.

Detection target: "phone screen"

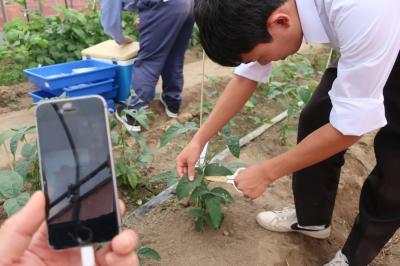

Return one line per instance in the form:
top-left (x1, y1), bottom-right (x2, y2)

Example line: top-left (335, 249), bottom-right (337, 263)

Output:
top-left (35, 96), bottom-right (120, 249)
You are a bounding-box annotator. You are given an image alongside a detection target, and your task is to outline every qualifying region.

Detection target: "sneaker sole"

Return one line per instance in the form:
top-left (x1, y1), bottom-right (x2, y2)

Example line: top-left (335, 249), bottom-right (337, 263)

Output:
top-left (115, 111), bottom-right (141, 132)
top-left (256, 216), bottom-right (331, 239)
top-left (159, 96), bottom-right (178, 118)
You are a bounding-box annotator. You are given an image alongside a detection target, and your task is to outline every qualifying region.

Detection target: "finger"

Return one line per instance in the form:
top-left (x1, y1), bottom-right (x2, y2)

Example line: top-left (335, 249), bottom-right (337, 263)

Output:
top-left (105, 252), bottom-right (139, 266)
top-left (0, 191), bottom-right (45, 259)
top-left (111, 230), bottom-right (139, 255)
top-left (96, 243), bottom-right (112, 266)
top-left (176, 159), bottom-right (187, 177)
top-left (96, 229), bottom-right (137, 265)
top-left (118, 199), bottom-right (126, 217)
top-left (188, 161), bottom-right (196, 181)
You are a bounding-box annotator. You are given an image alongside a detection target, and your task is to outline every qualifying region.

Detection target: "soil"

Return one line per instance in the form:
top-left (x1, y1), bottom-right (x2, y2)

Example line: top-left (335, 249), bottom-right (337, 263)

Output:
top-left (127, 128), bottom-right (400, 266)
top-left (0, 83), bottom-right (35, 114)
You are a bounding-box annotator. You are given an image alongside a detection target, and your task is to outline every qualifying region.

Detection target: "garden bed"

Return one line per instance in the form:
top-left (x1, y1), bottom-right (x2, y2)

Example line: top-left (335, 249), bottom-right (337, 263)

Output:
top-left (1, 46), bottom-right (399, 265)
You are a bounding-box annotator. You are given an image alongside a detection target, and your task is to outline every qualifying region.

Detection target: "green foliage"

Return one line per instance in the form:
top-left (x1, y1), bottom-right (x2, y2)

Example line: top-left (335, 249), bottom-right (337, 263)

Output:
top-left (260, 53), bottom-right (317, 145)
top-left (189, 23), bottom-right (200, 47)
top-left (222, 122), bottom-right (240, 158)
top-left (0, 170), bottom-right (29, 216)
top-left (138, 247), bottom-right (161, 261)
top-left (0, 7), bottom-right (139, 85)
top-left (177, 162), bottom-right (234, 231)
top-left (159, 122), bottom-right (198, 148)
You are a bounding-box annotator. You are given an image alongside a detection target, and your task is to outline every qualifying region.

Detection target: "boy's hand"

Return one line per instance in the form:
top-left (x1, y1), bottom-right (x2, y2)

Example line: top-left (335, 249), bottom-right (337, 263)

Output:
top-left (176, 141), bottom-right (204, 181)
top-left (122, 36), bottom-right (134, 45)
top-left (234, 164), bottom-right (273, 199)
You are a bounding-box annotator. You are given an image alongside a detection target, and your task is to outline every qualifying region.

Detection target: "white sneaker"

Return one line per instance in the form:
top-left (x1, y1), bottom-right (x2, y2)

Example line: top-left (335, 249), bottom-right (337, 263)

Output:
top-left (256, 207), bottom-right (331, 239)
top-left (323, 251), bottom-right (349, 266)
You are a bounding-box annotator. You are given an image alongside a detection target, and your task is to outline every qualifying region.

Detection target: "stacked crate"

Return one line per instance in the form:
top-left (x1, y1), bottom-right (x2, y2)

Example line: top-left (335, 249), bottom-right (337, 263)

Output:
top-left (25, 59), bottom-right (118, 110)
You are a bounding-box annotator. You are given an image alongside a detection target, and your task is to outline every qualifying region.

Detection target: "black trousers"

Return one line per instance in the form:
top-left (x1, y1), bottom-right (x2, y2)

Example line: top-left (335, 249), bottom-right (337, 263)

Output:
top-left (292, 51), bottom-right (400, 266)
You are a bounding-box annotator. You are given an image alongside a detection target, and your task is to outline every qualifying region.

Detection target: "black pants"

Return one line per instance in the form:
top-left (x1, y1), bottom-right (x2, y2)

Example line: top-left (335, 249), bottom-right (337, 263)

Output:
top-left (292, 51), bottom-right (400, 266)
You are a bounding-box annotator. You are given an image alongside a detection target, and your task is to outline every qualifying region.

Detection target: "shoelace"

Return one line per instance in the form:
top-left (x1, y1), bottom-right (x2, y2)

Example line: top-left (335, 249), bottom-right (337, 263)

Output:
top-left (273, 206), bottom-right (296, 221)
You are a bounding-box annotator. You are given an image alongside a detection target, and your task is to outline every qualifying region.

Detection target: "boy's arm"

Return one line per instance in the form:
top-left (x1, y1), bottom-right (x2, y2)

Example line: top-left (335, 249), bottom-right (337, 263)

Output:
top-left (100, 0), bottom-right (126, 44)
top-left (235, 123), bottom-right (361, 199)
top-left (176, 75), bottom-right (258, 179)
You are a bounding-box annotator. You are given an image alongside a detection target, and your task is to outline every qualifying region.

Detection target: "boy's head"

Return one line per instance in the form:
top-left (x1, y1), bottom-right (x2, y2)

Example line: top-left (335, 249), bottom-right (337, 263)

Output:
top-left (194, 0), bottom-right (303, 66)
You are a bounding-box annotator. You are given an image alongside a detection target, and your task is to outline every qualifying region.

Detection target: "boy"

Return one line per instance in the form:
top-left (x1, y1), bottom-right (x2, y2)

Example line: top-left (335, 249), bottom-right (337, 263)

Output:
top-left (176, 0), bottom-right (400, 265)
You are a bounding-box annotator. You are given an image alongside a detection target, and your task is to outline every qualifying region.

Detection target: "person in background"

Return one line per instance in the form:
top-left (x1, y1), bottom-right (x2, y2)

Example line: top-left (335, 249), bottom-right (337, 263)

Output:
top-left (176, 0), bottom-right (400, 265)
top-left (100, 0), bottom-right (195, 132)
top-left (0, 191), bottom-right (139, 265)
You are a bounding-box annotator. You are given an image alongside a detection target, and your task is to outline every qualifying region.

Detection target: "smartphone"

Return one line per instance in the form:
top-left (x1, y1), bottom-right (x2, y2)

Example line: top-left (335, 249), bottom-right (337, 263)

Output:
top-left (35, 95), bottom-right (121, 250)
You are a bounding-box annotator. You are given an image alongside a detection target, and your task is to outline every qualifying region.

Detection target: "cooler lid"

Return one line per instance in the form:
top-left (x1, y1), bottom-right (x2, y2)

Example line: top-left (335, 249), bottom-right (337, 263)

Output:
top-left (81, 40), bottom-right (139, 61)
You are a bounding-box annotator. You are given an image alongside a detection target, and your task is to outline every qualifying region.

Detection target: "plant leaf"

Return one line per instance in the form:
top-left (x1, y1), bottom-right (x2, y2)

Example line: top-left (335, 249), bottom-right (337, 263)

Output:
top-left (3, 192), bottom-right (30, 217)
top-left (189, 185), bottom-right (207, 206)
top-left (15, 160), bottom-right (31, 179)
top-left (225, 161), bottom-right (248, 172)
top-left (0, 170), bottom-right (23, 198)
top-left (176, 170), bottom-right (203, 200)
top-left (205, 196), bottom-right (223, 229)
top-left (126, 167), bottom-right (138, 190)
top-left (222, 125), bottom-right (240, 158)
top-left (204, 163), bottom-right (232, 176)
top-left (110, 131), bottom-right (120, 145)
top-left (0, 130), bottom-right (13, 145)
top-left (188, 208), bottom-right (204, 218)
top-left (159, 122), bottom-right (198, 148)
top-left (211, 187), bottom-right (234, 204)
top-left (21, 143), bottom-right (36, 158)
top-left (194, 216), bottom-right (205, 232)
top-left (138, 247), bottom-right (161, 261)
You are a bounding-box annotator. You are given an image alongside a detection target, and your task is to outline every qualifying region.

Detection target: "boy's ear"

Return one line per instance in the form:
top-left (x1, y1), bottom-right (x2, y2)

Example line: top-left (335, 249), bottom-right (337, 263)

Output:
top-left (266, 12), bottom-right (291, 31)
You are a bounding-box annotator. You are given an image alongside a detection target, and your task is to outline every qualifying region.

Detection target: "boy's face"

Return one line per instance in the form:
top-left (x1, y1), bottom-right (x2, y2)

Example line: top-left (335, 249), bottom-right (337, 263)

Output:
top-left (240, 1), bottom-right (303, 65)
top-left (240, 38), bottom-right (302, 65)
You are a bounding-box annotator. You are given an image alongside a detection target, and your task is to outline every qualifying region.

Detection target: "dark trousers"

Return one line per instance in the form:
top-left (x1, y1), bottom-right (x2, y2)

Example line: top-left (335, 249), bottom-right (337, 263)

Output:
top-left (293, 51), bottom-right (400, 266)
top-left (128, 0), bottom-right (194, 109)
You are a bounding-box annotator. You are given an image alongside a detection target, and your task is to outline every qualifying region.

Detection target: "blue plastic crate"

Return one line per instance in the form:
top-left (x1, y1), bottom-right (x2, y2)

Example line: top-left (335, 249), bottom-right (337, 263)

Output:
top-left (28, 90), bottom-right (57, 103)
top-left (83, 57), bottom-right (134, 101)
top-left (102, 88), bottom-right (118, 99)
top-left (63, 79), bottom-right (114, 97)
top-left (24, 60), bottom-right (117, 90)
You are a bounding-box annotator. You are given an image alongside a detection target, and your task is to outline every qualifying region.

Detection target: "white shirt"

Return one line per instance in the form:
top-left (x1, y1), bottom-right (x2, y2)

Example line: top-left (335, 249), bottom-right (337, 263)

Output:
top-left (234, 0), bottom-right (400, 136)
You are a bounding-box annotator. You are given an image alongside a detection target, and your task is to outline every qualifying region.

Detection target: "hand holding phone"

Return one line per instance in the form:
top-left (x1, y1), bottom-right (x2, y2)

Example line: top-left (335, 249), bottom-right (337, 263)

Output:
top-left (35, 96), bottom-right (121, 250)
top-left (0, 191), bottom-right (139, 265)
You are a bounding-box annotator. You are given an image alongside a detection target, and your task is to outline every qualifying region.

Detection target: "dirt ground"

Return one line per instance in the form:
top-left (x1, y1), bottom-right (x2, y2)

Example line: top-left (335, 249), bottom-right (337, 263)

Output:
top-left (127, 126), bottom-right (400, 266)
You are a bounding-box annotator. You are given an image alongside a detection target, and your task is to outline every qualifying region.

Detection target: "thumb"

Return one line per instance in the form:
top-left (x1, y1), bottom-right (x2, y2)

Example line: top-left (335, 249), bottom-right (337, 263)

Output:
top-left (0, 191), bottom-right (46, 259)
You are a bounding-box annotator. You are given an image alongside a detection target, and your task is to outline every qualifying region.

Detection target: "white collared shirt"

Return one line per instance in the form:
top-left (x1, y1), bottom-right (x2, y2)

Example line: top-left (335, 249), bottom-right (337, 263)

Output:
top-left (234, 0), bottom-right (400, 136)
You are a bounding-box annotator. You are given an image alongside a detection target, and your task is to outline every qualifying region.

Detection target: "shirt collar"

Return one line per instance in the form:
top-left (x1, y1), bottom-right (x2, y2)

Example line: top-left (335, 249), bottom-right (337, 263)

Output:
top-left (295, 0), bottom-right (330, 44)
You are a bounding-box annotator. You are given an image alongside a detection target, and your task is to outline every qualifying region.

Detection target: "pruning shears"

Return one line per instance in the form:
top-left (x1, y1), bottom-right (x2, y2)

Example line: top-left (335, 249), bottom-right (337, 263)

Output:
top-left (204, 168), bottom-right (246, 193)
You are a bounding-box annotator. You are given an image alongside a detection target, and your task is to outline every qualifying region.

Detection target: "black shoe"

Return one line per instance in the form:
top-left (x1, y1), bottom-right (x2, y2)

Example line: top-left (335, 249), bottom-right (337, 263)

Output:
top-left (115, 104), bottom-right (141, 132)
top-left (160, 95), bottom-right (180, 118)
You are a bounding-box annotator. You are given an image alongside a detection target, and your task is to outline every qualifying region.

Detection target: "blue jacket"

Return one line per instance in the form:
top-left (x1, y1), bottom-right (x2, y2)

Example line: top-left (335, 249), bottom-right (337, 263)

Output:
top-left (100, 0), bottom-right (164, 44)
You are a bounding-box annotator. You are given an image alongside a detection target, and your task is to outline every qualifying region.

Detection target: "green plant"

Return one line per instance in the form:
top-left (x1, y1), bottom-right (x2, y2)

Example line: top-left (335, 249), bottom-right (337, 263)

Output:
top-left (112, 117), bottom-right (198, 191)
top-left (221, 122), bottom-right (240, 158)
top-left (0, 170), bottom-right (30, 216)
top-left (0, 7), bottom-right (139, 85)
top-left (260, 53), bottom-right (317, 145)
top-left (138, 246), bottom-right (161, 265)
top-left (0, 126), bottom-right (39, 216)
top-left (176, 162), bottom-right (234, 231)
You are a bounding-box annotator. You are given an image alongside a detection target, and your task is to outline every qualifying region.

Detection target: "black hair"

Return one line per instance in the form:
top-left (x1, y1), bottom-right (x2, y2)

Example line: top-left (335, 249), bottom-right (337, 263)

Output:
top-left (194, 0), bottom-right (287, 66)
